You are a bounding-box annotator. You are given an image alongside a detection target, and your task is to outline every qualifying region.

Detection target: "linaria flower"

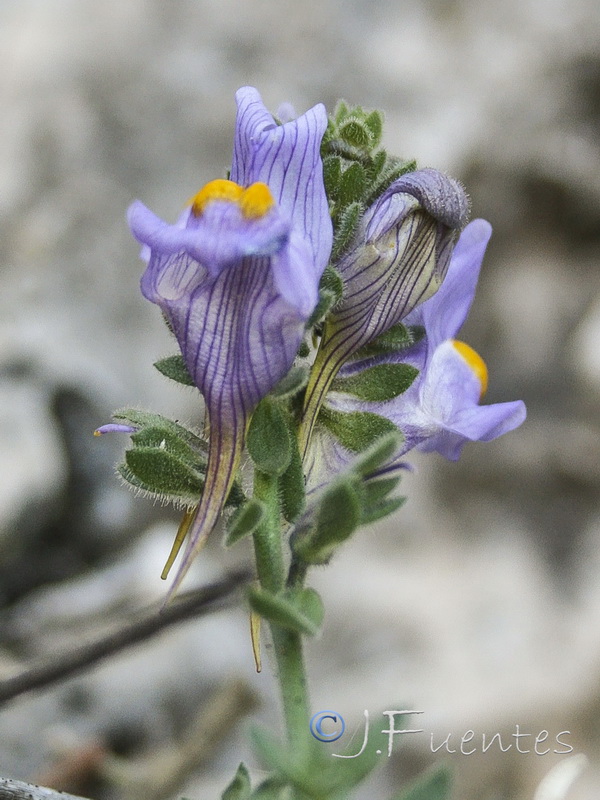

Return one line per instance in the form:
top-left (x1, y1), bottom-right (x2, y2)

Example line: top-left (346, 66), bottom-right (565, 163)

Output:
top-left (128, 87), bottom-right (332, 594)
top-left (320, 219), bottom-right (526, 471)
top-left (300, 168), bottom-right (469, 455)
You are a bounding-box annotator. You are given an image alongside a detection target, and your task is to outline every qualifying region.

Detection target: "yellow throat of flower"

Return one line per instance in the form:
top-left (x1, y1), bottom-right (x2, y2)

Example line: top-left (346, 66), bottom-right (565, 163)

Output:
top-left (190, 179), bottom-right (275, 219)
top-left (452, 340), bottom-right (488, 399)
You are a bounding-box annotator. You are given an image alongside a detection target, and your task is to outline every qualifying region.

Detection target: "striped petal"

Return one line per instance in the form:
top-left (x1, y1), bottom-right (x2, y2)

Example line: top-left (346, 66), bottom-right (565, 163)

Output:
top-left (299, 168), bottom-right (468, 456)
top-left (129, 88), bottom-right (332, 595)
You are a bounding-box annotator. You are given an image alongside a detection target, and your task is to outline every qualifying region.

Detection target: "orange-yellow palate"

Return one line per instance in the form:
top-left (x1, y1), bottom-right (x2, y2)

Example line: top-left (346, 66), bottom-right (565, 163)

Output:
top-left (190, 179), bottom-right (275, 219)
top-left (452, 340), bottom-right (488, 398)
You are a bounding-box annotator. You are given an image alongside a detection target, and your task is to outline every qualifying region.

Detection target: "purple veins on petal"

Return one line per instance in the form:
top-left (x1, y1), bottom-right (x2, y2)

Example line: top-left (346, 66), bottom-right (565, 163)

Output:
top-left (308, 218), bottom-right (526, 482)
top-left (299, 168), bottom-right (468, 457)
top-left (127, 86), bottom-right (332, 594)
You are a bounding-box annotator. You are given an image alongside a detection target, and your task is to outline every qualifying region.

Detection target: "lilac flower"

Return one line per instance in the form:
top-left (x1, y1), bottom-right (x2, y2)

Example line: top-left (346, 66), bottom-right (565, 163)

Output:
top-left (300, 168), bottom-right (469, 454)
top-left (128, 87), bottom-right (332, 594)
top-left (323, 219), bottom-right (526, 468)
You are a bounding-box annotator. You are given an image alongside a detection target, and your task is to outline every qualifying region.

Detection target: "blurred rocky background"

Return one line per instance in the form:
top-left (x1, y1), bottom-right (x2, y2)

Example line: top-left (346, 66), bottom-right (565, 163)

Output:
top-left (1, 0), bottom-right (600, 798)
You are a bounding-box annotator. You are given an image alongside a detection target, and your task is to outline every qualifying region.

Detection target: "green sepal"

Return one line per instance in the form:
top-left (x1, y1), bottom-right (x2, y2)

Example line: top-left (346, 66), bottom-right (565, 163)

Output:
top-left (247, 586), bottom-right (324, 636)
top-left (360, 495), bottom-right (406, 525)
top-left (130, 426), bottom-right (205, 467)
top-left (123, 447), bottom-right (203, 500)
top-left (153, 355), bottom-right (195, 386)
top-left (278, 423), bottom-right (306, 523)
top-left (332, 363), bottom-right (419, 402)
top-left (319, 407), bottom-right (400, 453)
top-left (352, 430), bottom-right (404, 476)
top-left (225, 498), bottom-right (267, 546)
top-left (362, 476), bottom-right (401, 505)
top-left (221, 763), bottom-right (251, 800)
top-left (331, 201), bottom-right (362, 261)
top-left (270, 366), bottom-right (309, 399)
top-left (247, 398), bottom-right (292, 476)
top-left (113, 408), bottom-right (208, 453)
top-left (390, 765), bottom-right (452, 800)
top-left (293, 476), bottom-right (361, 565)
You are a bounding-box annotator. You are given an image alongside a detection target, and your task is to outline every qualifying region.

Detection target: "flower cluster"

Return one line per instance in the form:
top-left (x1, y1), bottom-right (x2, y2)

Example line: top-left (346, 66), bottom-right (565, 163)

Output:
top-left (98, 87), bottom-right (526, 594)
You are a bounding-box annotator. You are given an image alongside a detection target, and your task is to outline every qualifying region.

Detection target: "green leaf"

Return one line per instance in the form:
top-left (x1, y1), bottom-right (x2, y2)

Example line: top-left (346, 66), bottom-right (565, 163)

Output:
top-left (364, 110), bottom-right (383, 148)
top-left (247, 398), bottom-right (292, 476)
top-left (363, 476), bottom-right (401, 505)
top-left (339, 118), bottom-right (372, 150)
top-left (334, 99), bottom-right (350, 124)
top-left (331, 201), bottom-right (362, 261)
top-left (323, 154), bottom-right (342, 200)
top-left (338, 162), bottom-right (367, 206)
top-left (270, 366), bottom-right (309, 399)
top-left (390, 765), bottom-right (452, 800)
top-left (307, 289), bottom-right (337, 328)
top-left (319, 265), bottom-right (344, 303)
top-left (360, 496), bottom-right (405, 525)
top-left (248, 586), bottom-right (324, 636)
top-left (124, 448), bottom-right (203, 498)
top-left (332, 363), bottom-right (419, 402)
top-left (225, 498), bottom-right (266, 546)
top-left (278, 429), bottom-right (306, 523)
top-left (153, 355), bottom-right (195, 386)
top-left (319, 407), bottom-right (400, 453)
top-left (222, 762), bottom-right (251, 800)
top-left (293, 477), bottom-right (361, 564)
top-left (352, 430), bottom-right (404, 477)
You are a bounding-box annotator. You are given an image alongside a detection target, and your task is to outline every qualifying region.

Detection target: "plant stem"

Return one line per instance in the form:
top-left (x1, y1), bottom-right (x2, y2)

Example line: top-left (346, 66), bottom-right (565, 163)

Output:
top-left (251, 471), bottom-right (312, 765)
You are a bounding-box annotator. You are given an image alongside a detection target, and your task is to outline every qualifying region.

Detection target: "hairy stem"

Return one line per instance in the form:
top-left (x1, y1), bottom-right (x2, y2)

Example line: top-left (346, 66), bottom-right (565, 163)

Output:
top-left (251, 471), bottom-right (312, 767)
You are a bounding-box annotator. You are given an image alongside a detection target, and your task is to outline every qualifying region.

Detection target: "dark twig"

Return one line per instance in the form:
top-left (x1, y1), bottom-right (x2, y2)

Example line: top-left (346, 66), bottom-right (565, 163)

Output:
top-left (0, 568), bottom-right (252, 706)
top-left (0, 777), bottom-right (90, 800)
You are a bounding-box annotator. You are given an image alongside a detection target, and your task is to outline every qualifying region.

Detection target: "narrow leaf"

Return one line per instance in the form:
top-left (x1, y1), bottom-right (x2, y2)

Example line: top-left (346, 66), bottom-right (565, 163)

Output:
top-left (319, 407), bottom-right (400, 453)
top-left (332, 363), bottom-right (419, 402)
top-left (222, 763), bottom-right (251, 800)
top-left (360, 496), bottom-right (406, 525)
top-left (352, 431), bottom-right (404, 477)
top-left (293, 477), bottom-right (361, 564)
top-left (247, 399), bottom-right (292, 475)
top-left (248, 587), bottom-right (322, 636)
top-left (153, 354), bottom-right (195, 386)
top-left (225, 499), bottom-right (267, 546)
top-left (124, 448), bottom-right (203, 497)
top-left (279, 431), bottom-right (306, 523)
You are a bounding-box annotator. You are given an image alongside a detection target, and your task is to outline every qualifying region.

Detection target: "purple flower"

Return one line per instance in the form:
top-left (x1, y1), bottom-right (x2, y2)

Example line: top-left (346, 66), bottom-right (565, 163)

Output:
top-left (128, 87), bottom-right (332, 594)
top-left (300, 168), bottom-right (469, 455)
top-left (324, 219), bottom-right (526, 465)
